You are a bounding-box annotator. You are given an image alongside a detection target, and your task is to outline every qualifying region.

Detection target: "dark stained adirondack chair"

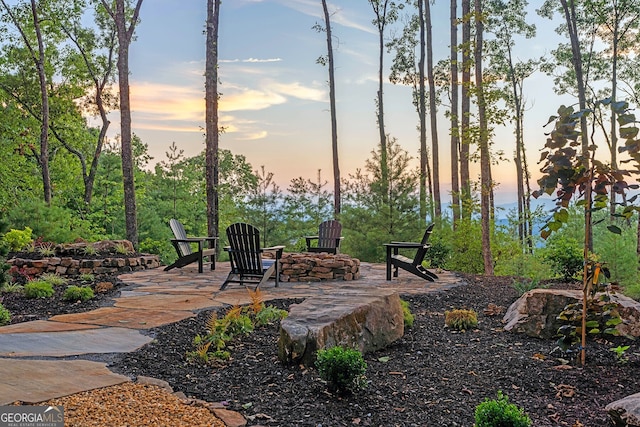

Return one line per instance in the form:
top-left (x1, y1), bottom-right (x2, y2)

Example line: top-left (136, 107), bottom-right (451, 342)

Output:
top-left (164, 219), bottom-right (217, 273)
top-left (221, 222), bottom-right (285, 290)
top-left (383, 224), bottom-right (438, 282)
top-left (304, 220), bottom-right (343, 254)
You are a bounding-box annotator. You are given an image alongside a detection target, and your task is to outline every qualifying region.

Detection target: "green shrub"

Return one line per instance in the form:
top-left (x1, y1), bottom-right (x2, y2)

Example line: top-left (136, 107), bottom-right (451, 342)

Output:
top-left (495, 253), bottom-right (553, 281)
top-left (542, 236), bottom-right (583, 281)
top-left (425, 239), bottom-right (450, 269)
top-left (78, 273), bottom-right (96, 283)
top-left (315, 346), bottom-right (367, 394)
top-left (3, 227), bottom-right (33, 252)
top-left (0, 257), bottom-right (9, 287)
top-left (0, 303), bottom-right (10, 326)
top-left (39, 273), bottom-right (67, 287)
top-left (63, 285), bottom-right (94, 302)
top-left (24, 280), bottom-right (54, 298)
top-left (254, 305), bottom-right (287, 326)
top-left (400, 299), bottom-right (414, 328)
top-left (446, 219), bottom-right (484, 274)
top-left (445, 309), bottom-right (478, 331)
top-left (474, 391), bottom-right (531, 427)
top-left (511, 278), bottom-right (547, 297)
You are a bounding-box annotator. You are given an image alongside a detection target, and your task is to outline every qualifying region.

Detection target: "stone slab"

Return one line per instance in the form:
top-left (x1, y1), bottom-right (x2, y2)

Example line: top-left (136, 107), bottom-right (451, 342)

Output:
top-left (49, 307), bottom-right (195, 329)
top-left (115, 293), bottom-right (216, 311)
top-left (0, 327), bottom-right (153, 357)
top-left (0, 320), bottom-right (98, 334)
top-left (0, 358), bottom-right (130, 405)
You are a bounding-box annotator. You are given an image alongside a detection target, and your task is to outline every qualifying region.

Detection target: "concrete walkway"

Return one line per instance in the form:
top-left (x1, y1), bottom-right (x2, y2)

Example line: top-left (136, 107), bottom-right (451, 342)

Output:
top-left (0, 261), bottom-right (464, 405)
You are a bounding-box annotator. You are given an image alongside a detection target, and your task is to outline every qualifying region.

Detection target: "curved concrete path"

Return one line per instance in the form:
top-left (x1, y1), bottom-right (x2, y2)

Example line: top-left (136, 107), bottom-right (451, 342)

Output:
top-left (0, 261), bottom-right (464, 405)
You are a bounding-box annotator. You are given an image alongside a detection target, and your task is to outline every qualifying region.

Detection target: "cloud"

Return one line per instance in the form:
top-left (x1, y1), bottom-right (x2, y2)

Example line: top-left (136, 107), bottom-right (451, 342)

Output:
top-left (237, 131), bottom-right (268, 140)
top-left (220, 58), bottom-right (283, 63)
top-left (277, 0), bottom-right (375, 34)
top-left (267, 81), bottom-right (326, 102)
top-left (130, 82), bottom-right (204, 122)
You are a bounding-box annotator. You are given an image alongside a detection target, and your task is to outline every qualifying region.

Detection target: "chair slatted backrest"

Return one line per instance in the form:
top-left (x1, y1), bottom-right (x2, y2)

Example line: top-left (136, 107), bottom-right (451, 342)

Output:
top-left (170, 219), bottom-right (192, 257)
top-left (226, 223), bottom-right (263, 274)
top-left (412, 223), bottom-right (435, 267)
top-left (317, 220), bottom-right (342, 249)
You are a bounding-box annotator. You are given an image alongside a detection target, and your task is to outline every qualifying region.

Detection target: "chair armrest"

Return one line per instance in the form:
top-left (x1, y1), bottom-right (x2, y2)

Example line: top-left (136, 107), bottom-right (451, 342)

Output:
top-left (304, 235), bottom-right (319, 240)
top-left (262, 245), bottom-right (285, 258)
top-left (385, 242), bottom-right (425, 249)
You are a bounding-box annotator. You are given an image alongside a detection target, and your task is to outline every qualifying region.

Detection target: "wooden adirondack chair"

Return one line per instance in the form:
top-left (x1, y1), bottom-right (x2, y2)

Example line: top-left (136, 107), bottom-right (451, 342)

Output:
top-left (221, 222), bottom-right (285, 290)
top-left (383, 224), bottom-right (438, 282)
top-left (304, 220), bottom-right (343, 254)
top-left (164, 219), bottom-right (217, 273)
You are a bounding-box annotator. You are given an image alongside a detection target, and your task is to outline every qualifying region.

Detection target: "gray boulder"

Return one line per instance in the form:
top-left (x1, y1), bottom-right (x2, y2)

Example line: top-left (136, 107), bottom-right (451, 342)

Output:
top-left (278, 286), bottom-right (404, 366)
top-left (606, 393), bottom-right (640, 426)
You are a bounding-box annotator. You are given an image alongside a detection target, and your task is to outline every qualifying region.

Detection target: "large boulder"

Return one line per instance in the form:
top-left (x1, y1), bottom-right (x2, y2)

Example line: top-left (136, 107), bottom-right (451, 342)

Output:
top-left (278, 286), bottom-right (404, 366)
top-left (606, 393), bottom-right (640, 426)
top-left (503, 289), bottom-right (640, 339)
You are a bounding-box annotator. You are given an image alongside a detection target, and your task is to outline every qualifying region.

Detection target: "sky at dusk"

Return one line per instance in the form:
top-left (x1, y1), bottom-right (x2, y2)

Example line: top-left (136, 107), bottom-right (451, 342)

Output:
top-left (113, 0), bottom-right (571, 205)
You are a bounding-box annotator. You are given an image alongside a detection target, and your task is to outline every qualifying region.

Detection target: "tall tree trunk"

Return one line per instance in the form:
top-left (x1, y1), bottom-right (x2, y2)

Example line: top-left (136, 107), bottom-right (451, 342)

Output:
top-left (425, 0), bottom-right (440, 219)
top-left (102, 0), bottom-right (143, 248)
top-left (460, 0), bottom-right (471, 219)
top-left (29, 0), bottom-right (51, 205)
top-left (450, 0), bottom-right (460, 225)
top-left (418, 0), bottom-right (428, 223)
top-left (205, 0), bottom-right (221, 249)
top-left (321, 0), bottom-right (341, 218)
top-left (609, 6), bottom-right (619, 217)
top-left (474, 0), bottom-right (493, 275)
top-left (560, 0), bottom-right (591, 251)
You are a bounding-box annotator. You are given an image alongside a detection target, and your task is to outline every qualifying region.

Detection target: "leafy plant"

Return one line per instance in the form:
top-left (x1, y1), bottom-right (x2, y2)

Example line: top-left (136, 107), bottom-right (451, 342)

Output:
top-left (83, 244), bottom-right (98, 256)
top-left (78, 273), bottom-right (96, 283)
top-left (511, 278), bottom-right (546, 297)
top-left (474, 390), bottom-right (531, 427)
top-left (24, 280), bottom-right (54, 298)
top-left (254, 305), bottom-right (287, 326)
top-left (37, 243), bottom-right (56, 256)
top-left (541, 236), bottom-right (583, 281)
top-left (0, 283), bottom-right (23, 293)
top-left (400, 299), bottom-right (414, 328)
top-left (114, 242), bottom-right (133, 255)
top-left (0, 303), bottom-right (10, 326)
top-left (3, 227), bottom-right (33, 252)
top-left (610, 345), bottom-right (630, 364)
top-left (315, 346), bottom-right (367, 395)
top-left (445, 309), bottom-right (478, 331)
top-left (63, 285), bottom-right (94, 302)
top-left (39, 273), bottom-right (67, 287)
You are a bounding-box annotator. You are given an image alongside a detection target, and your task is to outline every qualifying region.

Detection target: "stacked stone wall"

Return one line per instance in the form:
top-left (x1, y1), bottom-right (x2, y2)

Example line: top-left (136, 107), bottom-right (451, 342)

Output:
top-left (7, 255), bottom-right (160, 277)
top-left (279, 252), bottom-right (360, 282)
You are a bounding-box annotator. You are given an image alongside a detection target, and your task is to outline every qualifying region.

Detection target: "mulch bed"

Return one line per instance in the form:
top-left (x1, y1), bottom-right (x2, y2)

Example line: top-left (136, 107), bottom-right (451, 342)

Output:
top-left (107, 274), bottom-right (640, 426)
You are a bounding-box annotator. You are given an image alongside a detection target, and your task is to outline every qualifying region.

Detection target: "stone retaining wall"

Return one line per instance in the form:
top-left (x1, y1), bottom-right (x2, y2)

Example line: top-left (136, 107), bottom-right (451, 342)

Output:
top-left (7, 255), bottom-right (161, 277)
top-left (279, 252), bottom-right (360, 282)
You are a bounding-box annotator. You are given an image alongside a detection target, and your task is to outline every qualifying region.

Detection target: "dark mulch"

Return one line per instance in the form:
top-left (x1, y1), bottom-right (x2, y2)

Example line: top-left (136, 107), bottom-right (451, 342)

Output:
top-left (108, 274), bottom-right (640, 427)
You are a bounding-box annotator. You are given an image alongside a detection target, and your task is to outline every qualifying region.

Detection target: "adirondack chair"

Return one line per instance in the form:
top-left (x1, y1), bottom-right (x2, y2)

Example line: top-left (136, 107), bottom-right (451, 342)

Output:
top-left (305, 220), bottom-right (343, 254)
top-left (221, 222), bottom-right (285, 290)
top-left (164, 219), bottom-right (217, 273)
top-left (383, 224), bottom-right (438, 282)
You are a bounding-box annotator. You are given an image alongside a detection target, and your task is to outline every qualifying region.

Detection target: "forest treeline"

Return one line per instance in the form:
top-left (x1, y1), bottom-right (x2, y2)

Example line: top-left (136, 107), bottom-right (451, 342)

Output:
top-left (1, 1), bottom-right (639, 296)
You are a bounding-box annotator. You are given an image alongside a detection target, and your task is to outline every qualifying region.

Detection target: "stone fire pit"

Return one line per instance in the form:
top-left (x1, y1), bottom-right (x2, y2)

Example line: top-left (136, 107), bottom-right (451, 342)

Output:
top-left (279, 252), bottom-right (360, 282)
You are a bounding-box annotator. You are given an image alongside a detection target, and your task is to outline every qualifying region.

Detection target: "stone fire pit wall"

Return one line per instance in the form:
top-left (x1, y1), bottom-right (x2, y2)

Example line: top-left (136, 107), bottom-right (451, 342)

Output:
top-left (279, 252), bottom-right (360, 282)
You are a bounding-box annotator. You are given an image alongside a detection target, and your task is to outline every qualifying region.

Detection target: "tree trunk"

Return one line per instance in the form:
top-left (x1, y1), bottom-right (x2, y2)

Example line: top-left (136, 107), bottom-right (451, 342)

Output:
top-left (460, 0), bottom-right (471, 219)
top-left (205, 0), bottom-right (221, 249)
top-left (475, 0), bottom-right (493, 275)
top-left (418, 0), bottom-right (428, 223)
top-left (29, 0), bottom-right (52, 205)
top-left (103, 0), bottom-right (143, 248)
top-left (321, 0), bottom-right (341, 218)
top-left (609, 6), bottom-right (619, 217)
top-left (425, 0), bottom-right (440, 219)
top-left (560, 0), bottom-right (591, 251)
top-left (450, 0), bottom-right (460, 225)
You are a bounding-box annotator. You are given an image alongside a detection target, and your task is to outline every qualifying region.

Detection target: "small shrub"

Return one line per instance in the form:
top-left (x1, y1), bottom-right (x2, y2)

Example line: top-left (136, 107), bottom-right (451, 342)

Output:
top-left (0, 283), bottom-right (23, 293)
top-left (254, 305), bottom-right (287, 326)
top-left (445, 308), bottom-right (478, 331)
top-left (511, 278), bottom-right (547, 297)
top-left (83, 245), bottom-right (98, 256)
top-left (542, 236), bottom-right (583, 281)
top-left (3, 227), bottom-right (33, 252)
top-left (425, 239), bottom-right (450, 269)
top-left (315, 346), bottom-right (367, 394)
top-left (400, 299), bottom-right (414, 328)
top-left (78, 273), bottom-right (96, 283)
top-left (39, 273), bottom-right (67, 287)
top-left (36, 242), bottom-right (56, 256)
top-left (24, 280), bottom-right (54, 298)
top-left (0, 303), bottom-right (10, 325)
top-left (474, 390), bottom-right (531, 427)
top-left (63, 285), bottom-right (94, 302)
top-left (114, 242), bottom-right (133, 255)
